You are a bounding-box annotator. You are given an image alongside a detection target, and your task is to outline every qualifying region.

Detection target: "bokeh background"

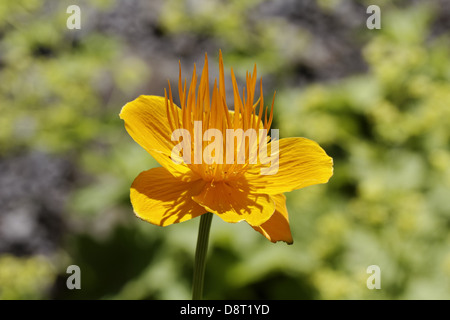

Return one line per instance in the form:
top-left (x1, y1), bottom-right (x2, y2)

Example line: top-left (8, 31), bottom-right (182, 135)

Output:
top-left (0, 0), bottom-right (449, 300)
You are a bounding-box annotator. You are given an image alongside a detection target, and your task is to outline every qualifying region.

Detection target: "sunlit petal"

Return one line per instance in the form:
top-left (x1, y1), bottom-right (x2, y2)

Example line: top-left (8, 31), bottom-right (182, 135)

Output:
top-left (192, 180), bottom-right (275, 226)
top-left (131, 167), bottom-right (206, 226)
top-left (120, 95), bottom-right (192, 179)
top-left (252, 194), bottom-right (293, 244)
top-left (245, 137), bottom-right (333, 194)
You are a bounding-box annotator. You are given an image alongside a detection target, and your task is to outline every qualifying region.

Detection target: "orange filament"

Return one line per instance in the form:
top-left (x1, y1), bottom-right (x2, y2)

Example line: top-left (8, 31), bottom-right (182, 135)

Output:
top-left (164, 51), bottom-right (275, 182)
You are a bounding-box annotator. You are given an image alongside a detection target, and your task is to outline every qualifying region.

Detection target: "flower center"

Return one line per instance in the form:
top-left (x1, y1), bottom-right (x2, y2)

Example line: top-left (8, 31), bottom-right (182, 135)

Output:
top-left (164, 51), bottom-right (275, 182)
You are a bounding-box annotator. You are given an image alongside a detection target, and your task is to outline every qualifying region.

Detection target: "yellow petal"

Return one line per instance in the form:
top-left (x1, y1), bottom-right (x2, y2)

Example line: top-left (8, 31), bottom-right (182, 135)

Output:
top-left (192, 180), bottom-right (275, 226)
top-left (252, 194), bottom-right (293, 244)
top-left (120, 95), bottom-right (192, 178)
top-left (131, 167), bottom-right (207, 226)
top-left (245, 137), bottom-right (333, 194)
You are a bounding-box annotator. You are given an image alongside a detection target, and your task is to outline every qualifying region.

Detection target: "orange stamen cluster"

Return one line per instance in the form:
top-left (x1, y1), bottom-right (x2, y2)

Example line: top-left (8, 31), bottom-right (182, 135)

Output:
top-left (164, 51), bottom-right (275, 182)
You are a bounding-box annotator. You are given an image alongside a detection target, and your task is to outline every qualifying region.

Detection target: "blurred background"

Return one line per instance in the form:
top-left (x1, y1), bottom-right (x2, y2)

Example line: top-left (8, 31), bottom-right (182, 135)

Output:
top-left (0, 0), bottom-right (449, 300)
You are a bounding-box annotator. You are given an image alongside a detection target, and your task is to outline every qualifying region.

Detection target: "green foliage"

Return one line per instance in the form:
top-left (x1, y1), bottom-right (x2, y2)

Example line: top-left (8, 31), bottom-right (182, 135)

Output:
top-left (0, 1), bottom-right (148, 154)
top-left (276, 5), bottom-right (450, 299)
top-left (0, 255), bottom-right (55, 299)
top-left (160, 0), bottom-right (310, 75)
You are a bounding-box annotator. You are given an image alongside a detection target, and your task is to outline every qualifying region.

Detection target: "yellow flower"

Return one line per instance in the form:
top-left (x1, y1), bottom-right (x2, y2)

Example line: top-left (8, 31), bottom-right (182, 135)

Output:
top-left (119, 51), bottom-right (333, 244)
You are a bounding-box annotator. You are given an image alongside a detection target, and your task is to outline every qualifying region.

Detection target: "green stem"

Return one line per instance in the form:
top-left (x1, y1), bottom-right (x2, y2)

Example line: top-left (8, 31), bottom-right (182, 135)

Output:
top-left (192, 212), bottom-right (213, 300)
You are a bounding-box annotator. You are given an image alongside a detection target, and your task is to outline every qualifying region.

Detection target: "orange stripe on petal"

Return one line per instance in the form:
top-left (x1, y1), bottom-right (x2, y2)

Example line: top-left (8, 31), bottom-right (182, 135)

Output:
top-left (252, 194), bottom-right (293, 244)
top-left (130, 167), bottom-right (207, 226)
top-left (192, 180), bottom-right (275, 226)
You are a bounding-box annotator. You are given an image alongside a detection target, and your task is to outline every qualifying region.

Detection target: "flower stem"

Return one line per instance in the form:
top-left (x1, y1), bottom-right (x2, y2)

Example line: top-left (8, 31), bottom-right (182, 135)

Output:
top-left (192, 212), bottom-right (213, 300)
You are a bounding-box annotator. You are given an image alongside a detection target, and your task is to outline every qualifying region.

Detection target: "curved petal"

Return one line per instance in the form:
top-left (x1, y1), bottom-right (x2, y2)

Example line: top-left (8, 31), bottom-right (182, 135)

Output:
top-left (192, 180), bottom-right (275, 227)
top-left (245, 137), bottom-right (333, 194)
top-left (131, 167), bottom-right (207, 226)
top-left (120, 95), bottom-right (192, 178)
top-left (252, 194), bottom-right (293, 244)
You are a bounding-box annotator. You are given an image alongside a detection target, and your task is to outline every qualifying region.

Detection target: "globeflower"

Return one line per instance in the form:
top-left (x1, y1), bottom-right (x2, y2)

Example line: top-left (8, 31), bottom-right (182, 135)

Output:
top-left (120, 51), bottom-right (333, 243)
top-left (120, 51), bottom-right (333, 299)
